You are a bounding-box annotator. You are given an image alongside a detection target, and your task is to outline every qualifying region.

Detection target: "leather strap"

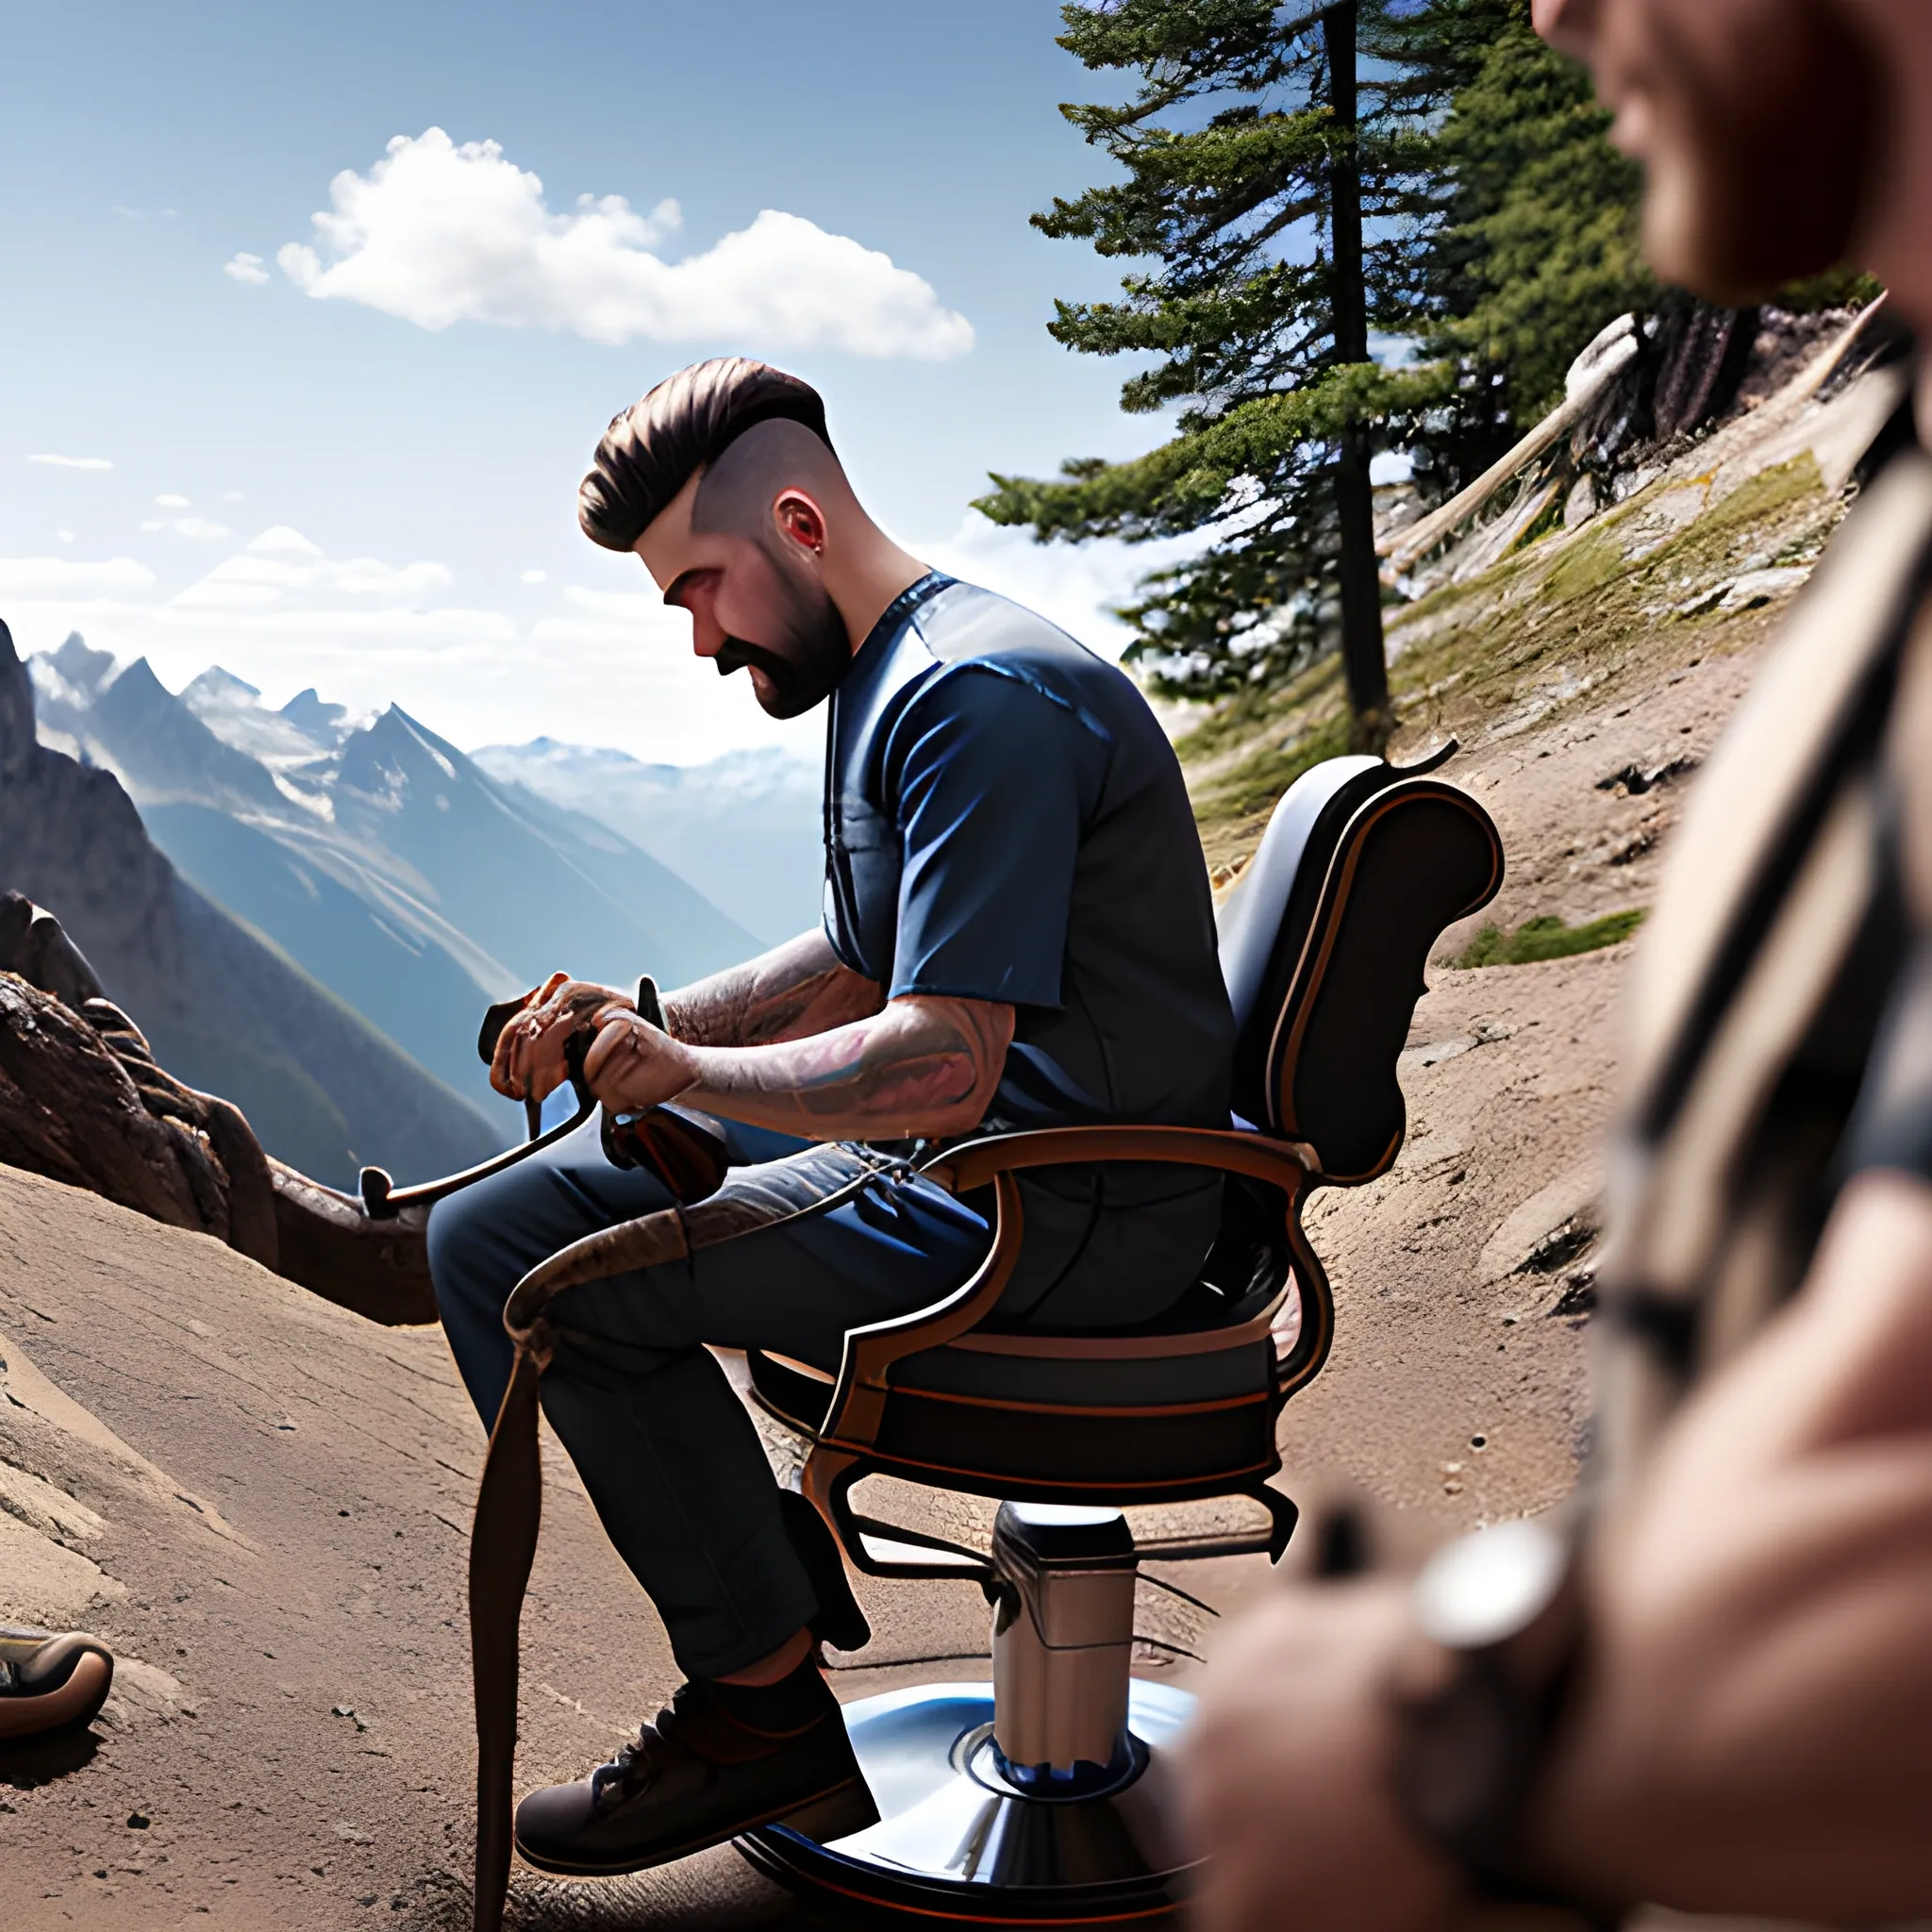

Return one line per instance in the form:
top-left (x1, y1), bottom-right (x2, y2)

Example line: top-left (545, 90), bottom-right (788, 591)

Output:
top-left (470, 1343), bottom-right (543, 1932)
top-left (465, 1141), bottom-right (896, 1932)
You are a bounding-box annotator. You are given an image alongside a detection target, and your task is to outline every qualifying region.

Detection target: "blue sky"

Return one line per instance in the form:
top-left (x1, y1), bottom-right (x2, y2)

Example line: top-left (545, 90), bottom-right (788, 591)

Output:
top-left (1, 0), bottom-right (1210, 763)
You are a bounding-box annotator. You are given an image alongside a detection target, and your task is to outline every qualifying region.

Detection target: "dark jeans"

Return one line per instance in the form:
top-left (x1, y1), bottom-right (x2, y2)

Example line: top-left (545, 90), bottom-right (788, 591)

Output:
top-left (428, 1118), bottom-right (991, 1679)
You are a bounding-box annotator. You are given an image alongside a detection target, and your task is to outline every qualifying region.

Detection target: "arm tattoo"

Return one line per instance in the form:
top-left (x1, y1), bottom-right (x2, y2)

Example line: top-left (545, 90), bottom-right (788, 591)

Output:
top-left (675, 993), bottom-right (1015, 1141)
top-left (660, 929), bottom-right (883, 1049)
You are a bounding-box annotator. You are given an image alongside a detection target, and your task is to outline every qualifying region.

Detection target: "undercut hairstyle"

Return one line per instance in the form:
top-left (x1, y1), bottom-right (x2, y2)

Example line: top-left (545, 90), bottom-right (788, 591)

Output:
top-left (578, 358), bottom-right (834, 553)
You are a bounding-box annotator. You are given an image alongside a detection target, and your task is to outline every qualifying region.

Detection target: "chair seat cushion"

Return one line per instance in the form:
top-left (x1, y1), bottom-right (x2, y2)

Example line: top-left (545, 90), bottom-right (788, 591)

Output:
top-left (746, 1318), bottom-right (1281, 1504)
top-left (891, 1335), bottom-right (1274, 1407)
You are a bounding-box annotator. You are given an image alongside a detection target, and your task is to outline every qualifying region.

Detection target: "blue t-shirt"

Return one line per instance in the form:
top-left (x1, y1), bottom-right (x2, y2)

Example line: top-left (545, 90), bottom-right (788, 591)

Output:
top-left (823, 574), bottom-right (1235, 1326)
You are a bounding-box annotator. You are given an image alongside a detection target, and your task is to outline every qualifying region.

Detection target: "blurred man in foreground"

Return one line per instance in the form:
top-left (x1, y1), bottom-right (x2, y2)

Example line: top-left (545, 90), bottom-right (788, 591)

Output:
top-left (1179, 1), bottom-right (1932, 1924)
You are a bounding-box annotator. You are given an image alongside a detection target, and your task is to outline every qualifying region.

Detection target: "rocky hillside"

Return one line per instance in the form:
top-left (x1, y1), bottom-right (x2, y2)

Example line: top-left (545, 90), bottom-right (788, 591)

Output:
top-left (1185, 310), bottom-right (1905, 881)
top-left (0, 621), bottom-right (498, 1189)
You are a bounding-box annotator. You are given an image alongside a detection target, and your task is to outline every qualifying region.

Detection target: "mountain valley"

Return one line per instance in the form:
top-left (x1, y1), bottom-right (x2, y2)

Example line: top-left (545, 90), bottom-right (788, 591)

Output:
top-left (0, 624), bottom-right (499, 1189)
top-left (30, 642), bottom-right (760, 1119)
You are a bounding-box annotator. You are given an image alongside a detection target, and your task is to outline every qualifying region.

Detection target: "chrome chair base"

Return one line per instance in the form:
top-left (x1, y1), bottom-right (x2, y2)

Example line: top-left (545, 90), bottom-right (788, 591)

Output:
top-left (737, 1680), bottom-right (1196, 1924)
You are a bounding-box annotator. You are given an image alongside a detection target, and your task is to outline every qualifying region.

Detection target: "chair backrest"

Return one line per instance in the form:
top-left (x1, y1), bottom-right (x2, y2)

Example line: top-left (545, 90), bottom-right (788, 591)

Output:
top-left (1216, 751), bottom-right (1504, 1184)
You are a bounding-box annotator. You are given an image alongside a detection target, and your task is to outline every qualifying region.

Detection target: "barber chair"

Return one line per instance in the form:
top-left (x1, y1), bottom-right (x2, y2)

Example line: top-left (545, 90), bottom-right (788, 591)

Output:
top-left (368, 744), bottom-right (1500, 1926)
top-left (731, 745), bottom-right (1503, 1922)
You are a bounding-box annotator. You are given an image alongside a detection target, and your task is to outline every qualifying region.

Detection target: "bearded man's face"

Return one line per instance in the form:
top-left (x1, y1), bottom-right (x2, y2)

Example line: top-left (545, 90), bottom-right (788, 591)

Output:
top-left (706, 538), bottom-right (852, 721)
top-left (632, 434), bottom-right (856, 722)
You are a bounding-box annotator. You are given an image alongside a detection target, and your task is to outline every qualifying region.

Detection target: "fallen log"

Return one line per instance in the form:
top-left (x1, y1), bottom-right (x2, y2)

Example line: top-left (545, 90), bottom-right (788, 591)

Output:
top-left (1377, 314), bottom-right (1641, 579)
top-left (1380, 297), bottom-right (1896, 587)
top-left (0, 891), bottom-right (434, 1326)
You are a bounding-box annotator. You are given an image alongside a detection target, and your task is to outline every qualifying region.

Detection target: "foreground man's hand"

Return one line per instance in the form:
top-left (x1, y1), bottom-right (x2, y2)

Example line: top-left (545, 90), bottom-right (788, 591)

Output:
top-left (1178, 1578), bottom-right (1479, 1932)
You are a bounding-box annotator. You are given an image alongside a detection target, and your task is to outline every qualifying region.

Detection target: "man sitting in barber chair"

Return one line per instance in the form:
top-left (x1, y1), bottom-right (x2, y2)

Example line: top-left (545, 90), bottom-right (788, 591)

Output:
top-left (429, 357), bottom-right (1235, 1878)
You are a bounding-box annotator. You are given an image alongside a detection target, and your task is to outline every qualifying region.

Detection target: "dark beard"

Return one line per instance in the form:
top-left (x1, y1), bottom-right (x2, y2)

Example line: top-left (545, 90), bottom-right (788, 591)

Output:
top-left (712, 590), bottom-right (851, 719)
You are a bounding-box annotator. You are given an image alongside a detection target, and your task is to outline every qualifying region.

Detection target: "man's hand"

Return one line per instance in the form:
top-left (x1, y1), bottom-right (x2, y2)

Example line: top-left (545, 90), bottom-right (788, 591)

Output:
top-left (489, 971), bottom-right (1008, 1141)
top-left (581, 1008), bottom-right (702, 1114)
top-left (1177, 1578), bottom-right (1474, 1932)
top-left (491, 974), bottom-right (637, 1105)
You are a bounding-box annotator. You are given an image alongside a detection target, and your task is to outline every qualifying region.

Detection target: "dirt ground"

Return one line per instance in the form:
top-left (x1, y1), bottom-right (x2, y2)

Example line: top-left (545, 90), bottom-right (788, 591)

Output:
top-left (0, 428), bottom-right (1829, 1925)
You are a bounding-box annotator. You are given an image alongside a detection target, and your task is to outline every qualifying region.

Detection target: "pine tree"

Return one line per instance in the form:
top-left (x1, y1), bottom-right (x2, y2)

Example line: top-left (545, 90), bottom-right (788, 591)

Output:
top-left (978, 0), bottom-right (1663, 721)
top-left (974, 0), bottom-right (1448, 736)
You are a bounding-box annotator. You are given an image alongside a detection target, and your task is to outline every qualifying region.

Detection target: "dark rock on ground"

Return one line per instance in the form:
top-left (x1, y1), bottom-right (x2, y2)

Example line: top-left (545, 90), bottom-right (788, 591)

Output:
top-left (1, 897), bottom-right (432, 1326)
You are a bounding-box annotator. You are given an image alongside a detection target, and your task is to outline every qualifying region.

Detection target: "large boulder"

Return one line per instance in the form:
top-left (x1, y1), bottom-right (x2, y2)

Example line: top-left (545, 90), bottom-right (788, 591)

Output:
top-left (0, 891), bottom-right (434, 1326)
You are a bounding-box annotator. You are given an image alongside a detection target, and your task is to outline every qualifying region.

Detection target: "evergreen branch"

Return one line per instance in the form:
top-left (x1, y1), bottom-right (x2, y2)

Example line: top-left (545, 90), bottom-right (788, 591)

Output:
top-left (974, 361), bottom-right (1455, 543)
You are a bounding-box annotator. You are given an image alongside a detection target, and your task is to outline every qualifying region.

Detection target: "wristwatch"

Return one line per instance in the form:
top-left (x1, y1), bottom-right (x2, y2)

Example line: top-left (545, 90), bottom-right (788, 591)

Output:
top-left (1388, 1516), bottom-right (1625, 1928)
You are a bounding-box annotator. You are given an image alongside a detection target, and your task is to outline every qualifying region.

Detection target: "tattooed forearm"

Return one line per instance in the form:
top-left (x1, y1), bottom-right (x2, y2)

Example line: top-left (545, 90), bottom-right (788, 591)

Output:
top-left (685, 993), bottom-right (1012, 1140)
top-left (659, 929), bottom-right (883, 1049)
top-left (597, 992), bottom-right (1015, 1141)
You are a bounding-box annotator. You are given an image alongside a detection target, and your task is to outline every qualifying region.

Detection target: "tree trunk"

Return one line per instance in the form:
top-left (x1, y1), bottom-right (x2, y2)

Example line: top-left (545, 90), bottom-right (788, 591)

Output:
top-left (1324, 0), bottom-right (1391, 749)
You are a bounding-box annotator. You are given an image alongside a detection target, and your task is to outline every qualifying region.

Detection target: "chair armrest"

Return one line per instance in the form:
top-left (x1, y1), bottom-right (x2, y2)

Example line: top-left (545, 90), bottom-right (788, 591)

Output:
top-left (928, 1124), bottom-right (1316, 1194)
top-left (817, 1171), bottom-right (1027, 1454)
top-left (816, 1126), bottom-right (1316, 1455)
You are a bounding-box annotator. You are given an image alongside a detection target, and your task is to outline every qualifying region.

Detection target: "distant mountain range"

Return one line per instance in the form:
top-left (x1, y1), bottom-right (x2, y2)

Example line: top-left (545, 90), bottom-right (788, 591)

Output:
top-left (1, 621), bottom-right (499, 1190)
top-left (30, 636), bottom-right (760, 1123)
top-left (471, 739), bottom-right (824, 947)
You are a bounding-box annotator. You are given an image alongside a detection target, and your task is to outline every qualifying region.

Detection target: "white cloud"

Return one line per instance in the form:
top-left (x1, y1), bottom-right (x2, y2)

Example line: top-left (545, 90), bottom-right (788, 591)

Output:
top-left (3, 518), bottom-right (1200, 771)
top-left (27, 453), bottom-right (112, 471)
top-left (533, 584), bottom-right (690, 652)
top-left (156, 492), bottom-right (191, 508)
top-left (0, 530), bottom-right (519, 734)
top-left (0, 556), bottom-right (157, 596)
top-left (521, 569), bottom-right (547, 585)
top-left (274, 128), bottom-right (973, 359)
top-left (4, 528), bottom-right (811, 765)
top-left (224, 251), bottom-right (270, 285)
top-left (56, 529), bottom-right (74, 544)
top-left (171, 525), bottom-right (454, 607)
top-left (142, 515), bottom-right (230, 540)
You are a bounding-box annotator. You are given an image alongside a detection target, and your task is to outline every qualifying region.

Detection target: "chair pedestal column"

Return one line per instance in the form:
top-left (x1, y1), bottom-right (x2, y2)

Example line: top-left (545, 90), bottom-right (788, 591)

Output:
top-left (991, 1503), bottom-right (1138, 1787)
top-left (737, 1501), bottom-right (1198, 1924)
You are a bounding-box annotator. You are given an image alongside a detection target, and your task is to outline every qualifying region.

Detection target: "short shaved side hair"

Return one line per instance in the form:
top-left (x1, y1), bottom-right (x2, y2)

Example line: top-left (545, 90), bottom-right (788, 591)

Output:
top-left (578, 358), bottom-right (834, 553)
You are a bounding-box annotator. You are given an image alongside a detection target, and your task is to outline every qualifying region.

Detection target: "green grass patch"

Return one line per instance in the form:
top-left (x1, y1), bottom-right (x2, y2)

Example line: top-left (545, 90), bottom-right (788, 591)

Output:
top-left (1452, 908), bottom-right (1646, 970)
top-left (1698, 455), bottom-right (1822, 540)
top-left (1541, 521), bottom-right (1629, 605)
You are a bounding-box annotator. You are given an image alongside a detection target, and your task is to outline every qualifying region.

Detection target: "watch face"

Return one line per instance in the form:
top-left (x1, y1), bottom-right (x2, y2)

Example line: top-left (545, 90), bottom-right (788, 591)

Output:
top-left (1414, 1518), bottom-right (1569, 1652)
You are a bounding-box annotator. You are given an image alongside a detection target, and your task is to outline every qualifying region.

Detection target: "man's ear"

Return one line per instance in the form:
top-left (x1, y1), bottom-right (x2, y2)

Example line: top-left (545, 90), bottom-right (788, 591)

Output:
top-left (773, 489), bottom-right (826, 557)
